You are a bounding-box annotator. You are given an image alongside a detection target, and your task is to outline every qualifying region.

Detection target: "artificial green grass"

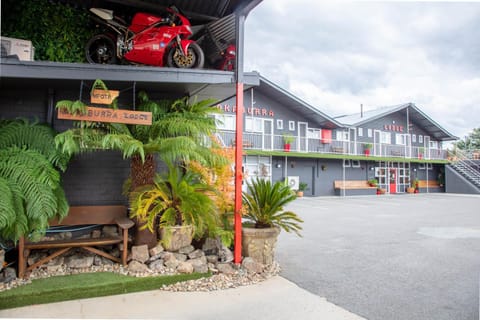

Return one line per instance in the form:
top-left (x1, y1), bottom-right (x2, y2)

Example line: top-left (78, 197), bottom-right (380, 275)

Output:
top-left (0, 272), bottom-right (209, 310)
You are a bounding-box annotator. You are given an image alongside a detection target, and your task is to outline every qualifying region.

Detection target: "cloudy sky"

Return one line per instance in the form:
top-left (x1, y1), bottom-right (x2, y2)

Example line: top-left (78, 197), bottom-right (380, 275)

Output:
top-left (244, 1), bottom-right (480, 140)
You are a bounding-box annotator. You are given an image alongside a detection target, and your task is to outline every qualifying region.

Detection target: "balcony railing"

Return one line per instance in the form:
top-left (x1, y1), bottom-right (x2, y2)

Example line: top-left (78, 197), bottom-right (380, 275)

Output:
top-left (216, 130), bottom-right (448, 160)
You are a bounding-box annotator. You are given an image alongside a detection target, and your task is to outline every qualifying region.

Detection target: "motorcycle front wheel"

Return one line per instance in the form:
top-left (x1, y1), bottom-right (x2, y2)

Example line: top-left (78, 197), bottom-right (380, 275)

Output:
top-left (85, 34), bottom-right (117, 64)
top-left (167, 42), bottom-right (204, 69)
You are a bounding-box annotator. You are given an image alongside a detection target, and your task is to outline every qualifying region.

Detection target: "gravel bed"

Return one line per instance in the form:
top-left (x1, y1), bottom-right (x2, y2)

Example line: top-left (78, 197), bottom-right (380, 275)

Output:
top-left (0, 261), bottom-right (281, 293)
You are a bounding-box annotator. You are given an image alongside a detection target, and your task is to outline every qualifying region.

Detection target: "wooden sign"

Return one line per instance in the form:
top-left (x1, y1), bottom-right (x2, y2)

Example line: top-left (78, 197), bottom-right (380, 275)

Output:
top-left (58, 106), bottom-right (152, 125)
top-left (90, 89), bottom-right (120, 105)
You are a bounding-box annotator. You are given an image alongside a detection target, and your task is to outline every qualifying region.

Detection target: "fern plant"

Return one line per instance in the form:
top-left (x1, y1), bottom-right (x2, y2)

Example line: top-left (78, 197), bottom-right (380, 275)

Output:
top-left (0, 119), bottom-right (69, 242)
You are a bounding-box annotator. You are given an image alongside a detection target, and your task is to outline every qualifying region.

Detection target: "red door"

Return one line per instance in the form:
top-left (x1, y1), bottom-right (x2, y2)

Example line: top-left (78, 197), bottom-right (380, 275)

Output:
top-left (389, 168), bottom-right (397, 193)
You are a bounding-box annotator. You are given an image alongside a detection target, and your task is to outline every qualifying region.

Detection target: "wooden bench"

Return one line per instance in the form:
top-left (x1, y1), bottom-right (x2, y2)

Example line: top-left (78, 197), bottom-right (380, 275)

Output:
top-left (331, 146), bottom-right (345, 153)
top-left (333, 180), bottom-right (377, 196)
top-left (18, 205), bottom-right (134, 278)
top-left (231, 139), bottom-right (253, 148)
top-left (417, 180), bottom-right (440, 188)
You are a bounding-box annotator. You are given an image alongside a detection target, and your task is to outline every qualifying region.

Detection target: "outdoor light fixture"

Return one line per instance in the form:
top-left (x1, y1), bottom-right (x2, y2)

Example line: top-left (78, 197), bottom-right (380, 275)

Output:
top-left (275, 163), bottom-right (281, 168)
top-left (321, 165), bottom-right (327, 171)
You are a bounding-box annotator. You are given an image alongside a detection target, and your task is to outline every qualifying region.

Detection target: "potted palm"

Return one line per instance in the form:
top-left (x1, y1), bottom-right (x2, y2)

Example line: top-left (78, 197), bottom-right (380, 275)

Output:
top-left (363, 143), bottom-right (373, 156)
top-left (296, 182), bottom-right (308, 197)
top-left (367, 178), bottom-right (378, 187)
top-left (283, 134), bottom-right (294, 152)
top-left (129, 162), bottom-right (219, 251)
top-left (242, 178), bottom-right (303, 265)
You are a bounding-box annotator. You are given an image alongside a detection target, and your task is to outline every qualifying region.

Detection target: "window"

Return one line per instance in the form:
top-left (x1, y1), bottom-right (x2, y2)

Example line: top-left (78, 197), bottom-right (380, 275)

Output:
top-left (351, 160), bottom-right (360, 168)
top-left (367, 129), bottom-right (373, 138)
top-left (276, 119), bottom-right (283, 130)
top-left (429, 141), bottom-right (438, 149)
top-left (288, 121), bottom-right (295, 131)
top-left (419, 135), bottom-right (423, 143)
top-left (343, 159), bottom-right (351, 167)
top-left (358, 128), bottom-right (363, 137)
top-left (215, 114), bottom-right (236, 131)
top-left (246, 117), bottom-right (263, 132)
top-left (412, 134), bottom-right (416, 143)
top-left (307, 128), bottom-right (321, 139)
top-left (395, 134), bottom-right (406, 145)
top-left (336, 130), bottom-right (349, 141)
top-left (419, 163), bottom-right (425, 169)
top-left (427, 163), bottom-right (433, 170)
top-left (380, 132), bottom-right (391, 144)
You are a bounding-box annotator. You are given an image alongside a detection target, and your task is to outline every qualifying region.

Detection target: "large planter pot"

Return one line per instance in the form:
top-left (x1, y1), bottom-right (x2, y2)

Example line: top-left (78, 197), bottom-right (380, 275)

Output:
top-left (364, 149), bottom-right (370, 156)
top-left (296, 191), bottom-right (304, 197)
top-left (284, 143), bottom-right (291, 152)
top-left (406, 187), bottom-right (415, 193)
top-left (159, 225), bottom-right (193, 251)
top-left (242, 226), bottom-right (280, 265)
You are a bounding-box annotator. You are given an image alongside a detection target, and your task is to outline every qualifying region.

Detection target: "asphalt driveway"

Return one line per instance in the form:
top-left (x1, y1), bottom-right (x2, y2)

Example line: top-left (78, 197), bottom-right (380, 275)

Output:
top-left (277, 194), bottom-right (480, 320)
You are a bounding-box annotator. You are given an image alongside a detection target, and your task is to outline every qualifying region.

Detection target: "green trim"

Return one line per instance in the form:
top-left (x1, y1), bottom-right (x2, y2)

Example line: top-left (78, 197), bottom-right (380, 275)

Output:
top-left (244, 150), bottom-right (449, 164)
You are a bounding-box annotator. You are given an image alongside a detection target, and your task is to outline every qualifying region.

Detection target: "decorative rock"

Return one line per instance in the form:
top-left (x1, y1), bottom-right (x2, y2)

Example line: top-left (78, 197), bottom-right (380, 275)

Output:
top-left (148, 260), bottom-right (165, 272)
top-left (162, 252), bottom-right (175, 262)
top-left (218, 244), bottom-right (233, 263)
top-left (148, 253), bottom-right (163, 262)
top-left (110, 247), bottom-right (120, 258)
top-left (242, 257), bottom-right (264, 274)
top-left (131, 245), bottom-right (150, 263)
top-left (178, 245), bottom-right (195, 254)
top-left (193, 264), bottom-right (208, 273)
top-left (164, 258), bottom-right (180, 269)
top-left (58, 232), bottom-right (73, 240)
top-left (173, 253), bottom-right (187, 262)
top-left (176, 261), bottom-right (193, 274)
top-left (65, 256), bottom-right (94, 269)
top-left (128, 260), bottom-right (150, 273)
top-left (206, 255), bottom-right (219, 264)
top-left (189, 256), bottom-right (207, 267)
top-left (28, 252), bottom-right (48, 266)
top-left (207, 263), bottom-right (218, 273)
top-left (91, 230), bottom-right (102, 238)
top-left (47, 265), bottom-right (63, 273)
top-left (216, 263), bottom-right (235, 275)
top-left (202, 238), bottom-right (219, 255)
top-left (102, 225), bottom-right (119, 237)
top-left (47, 256), bottom-right (64, 266)
top-left (0, 268), bottom-right (16, 283)
top-left (149, 243), bottom-right (164, 256)
top-left (188, 249), bottom-right (204, 259)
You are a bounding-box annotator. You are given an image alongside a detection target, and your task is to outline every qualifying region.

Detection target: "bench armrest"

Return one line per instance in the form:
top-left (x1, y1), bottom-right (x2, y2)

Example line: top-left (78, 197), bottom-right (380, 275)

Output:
top-left (115, 217), bottom-right (135, 230)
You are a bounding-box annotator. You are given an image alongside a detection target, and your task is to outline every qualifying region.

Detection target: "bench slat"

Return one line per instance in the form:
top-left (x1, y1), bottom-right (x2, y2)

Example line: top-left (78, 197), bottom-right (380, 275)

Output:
top-left (24, 237), bottom-right (122, 249)
top-left (334, 180), bottom-right (376, 190)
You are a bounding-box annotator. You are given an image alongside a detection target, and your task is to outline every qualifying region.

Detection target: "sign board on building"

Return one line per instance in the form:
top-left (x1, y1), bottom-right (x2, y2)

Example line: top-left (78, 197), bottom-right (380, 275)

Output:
top-left (90, 89), bottom-right (120, 105)
top-left (58, 106), bottom-right (152, 125)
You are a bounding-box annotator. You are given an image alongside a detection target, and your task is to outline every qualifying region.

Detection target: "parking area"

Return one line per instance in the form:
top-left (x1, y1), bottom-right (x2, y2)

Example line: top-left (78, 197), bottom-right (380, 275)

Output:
top-left (278, 194), bottom-right (480, 320)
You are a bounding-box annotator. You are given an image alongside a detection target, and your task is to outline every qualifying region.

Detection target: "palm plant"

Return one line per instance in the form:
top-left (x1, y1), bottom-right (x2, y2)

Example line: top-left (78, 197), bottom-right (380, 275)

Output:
top-left (54, 82), bottom-right (226, 245)
top-left (129, 162), bottom-right (218, 240)
top-left (242, 178), bottom-right (303, 236)
top-left (0, 119), bottom-right (69, 242)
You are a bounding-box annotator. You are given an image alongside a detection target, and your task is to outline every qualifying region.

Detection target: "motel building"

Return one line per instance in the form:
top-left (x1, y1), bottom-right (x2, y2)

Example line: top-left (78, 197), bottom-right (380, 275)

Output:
top-left (213, 76), bottom-right (480, 196)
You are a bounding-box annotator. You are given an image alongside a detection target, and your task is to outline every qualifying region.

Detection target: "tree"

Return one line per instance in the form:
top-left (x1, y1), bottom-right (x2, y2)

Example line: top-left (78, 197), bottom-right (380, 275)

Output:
top-left (54, 84), bottom-right (227, 247)
top-left (454, 128), bottom-right (480, 151)
top-left (0, 119), bottom-right (69, 242)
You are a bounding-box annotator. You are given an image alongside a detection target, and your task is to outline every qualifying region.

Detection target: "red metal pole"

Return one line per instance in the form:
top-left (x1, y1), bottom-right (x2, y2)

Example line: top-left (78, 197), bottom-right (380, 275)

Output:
top-left (234, 82), bottom-right (244, 264)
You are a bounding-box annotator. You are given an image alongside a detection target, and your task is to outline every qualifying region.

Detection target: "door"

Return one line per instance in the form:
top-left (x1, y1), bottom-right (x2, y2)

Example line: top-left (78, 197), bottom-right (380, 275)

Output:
top-left (298, 122), bottom-right (308, 152)
top-left (349, 127), bottom-right (356, 155)
top-left (263, 119), bottom-right (273, 150)
top-left (424, 136), bottom-right (430, 159)
top-left (405, 134), bottom-right (412, 158)
top-left (389, 168), bottom-right (397, 194)
top-left (374, 130), bottom-right (381, 156)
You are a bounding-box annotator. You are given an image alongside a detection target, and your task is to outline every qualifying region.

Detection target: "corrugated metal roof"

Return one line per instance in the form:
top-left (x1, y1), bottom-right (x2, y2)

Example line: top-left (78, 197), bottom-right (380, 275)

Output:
top-left (335, 103), bottom-right (458, 141)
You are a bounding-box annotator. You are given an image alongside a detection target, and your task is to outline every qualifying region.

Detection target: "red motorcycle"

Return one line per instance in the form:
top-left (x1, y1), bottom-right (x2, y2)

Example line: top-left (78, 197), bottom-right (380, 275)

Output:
top-left (85, 6), bottom-right (204, 69)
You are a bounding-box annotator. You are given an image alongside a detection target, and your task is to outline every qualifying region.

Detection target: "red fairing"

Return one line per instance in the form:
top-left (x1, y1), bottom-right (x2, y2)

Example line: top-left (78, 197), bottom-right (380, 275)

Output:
top-left (129, 13), bottom-right (162, 33)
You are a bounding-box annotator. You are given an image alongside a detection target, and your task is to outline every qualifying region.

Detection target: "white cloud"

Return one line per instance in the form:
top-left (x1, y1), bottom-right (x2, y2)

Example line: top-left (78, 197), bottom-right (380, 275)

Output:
top-left (245, 1), bottom-right (480, 139)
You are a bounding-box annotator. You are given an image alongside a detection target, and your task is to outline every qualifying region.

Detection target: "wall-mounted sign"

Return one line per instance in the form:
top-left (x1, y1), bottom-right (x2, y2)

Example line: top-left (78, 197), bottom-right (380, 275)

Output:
top-left (58, 106), bottom-right (152, 125)
top-left (383, 124), bottom-right (404, 132)
top-left (216, 104), bottom-right (275, 117)
top-left (90, 89), bottom-right (120, 105)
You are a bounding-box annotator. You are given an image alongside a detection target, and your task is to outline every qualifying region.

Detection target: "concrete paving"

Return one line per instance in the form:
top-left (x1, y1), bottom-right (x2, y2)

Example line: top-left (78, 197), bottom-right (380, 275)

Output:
top-left (0, 276), bottom-right (366, 319)
top-left (277, 194), bottom-right (480, 320)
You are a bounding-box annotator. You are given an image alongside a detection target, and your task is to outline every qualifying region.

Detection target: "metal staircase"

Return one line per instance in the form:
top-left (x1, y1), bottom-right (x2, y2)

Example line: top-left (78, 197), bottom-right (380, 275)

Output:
top-left (449, 150), bottom-right (480, 189)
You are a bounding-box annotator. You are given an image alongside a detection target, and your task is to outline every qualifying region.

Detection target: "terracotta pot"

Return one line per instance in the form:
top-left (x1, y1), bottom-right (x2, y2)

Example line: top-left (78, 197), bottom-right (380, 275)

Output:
top-left (242, 226), bottom-right (280, 265)
top-left (406, 187), bottom-right (415, 193)
top-left (296, 191), bottom-right (304, 197)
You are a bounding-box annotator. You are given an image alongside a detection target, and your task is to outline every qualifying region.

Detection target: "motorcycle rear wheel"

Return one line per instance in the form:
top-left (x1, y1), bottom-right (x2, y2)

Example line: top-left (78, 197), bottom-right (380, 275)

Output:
top-left (85, 34), bottom-right (117, 64)
top-left (167, 42), bottom-right (204, 69)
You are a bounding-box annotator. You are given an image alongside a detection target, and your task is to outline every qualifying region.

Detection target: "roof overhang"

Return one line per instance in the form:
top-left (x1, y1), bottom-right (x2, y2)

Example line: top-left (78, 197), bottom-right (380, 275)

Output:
top-left (0, 58), bottom-right (260, 102)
